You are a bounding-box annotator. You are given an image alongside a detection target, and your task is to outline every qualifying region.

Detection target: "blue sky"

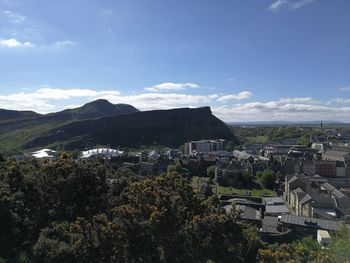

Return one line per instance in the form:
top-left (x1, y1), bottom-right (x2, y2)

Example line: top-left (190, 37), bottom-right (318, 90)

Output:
top-left (0, 0), bottom-right (349, 121)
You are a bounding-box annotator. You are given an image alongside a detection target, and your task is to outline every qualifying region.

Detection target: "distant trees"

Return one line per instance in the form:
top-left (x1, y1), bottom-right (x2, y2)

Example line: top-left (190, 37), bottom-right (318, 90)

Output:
top-left (0, 153), bottom-right (4, 162)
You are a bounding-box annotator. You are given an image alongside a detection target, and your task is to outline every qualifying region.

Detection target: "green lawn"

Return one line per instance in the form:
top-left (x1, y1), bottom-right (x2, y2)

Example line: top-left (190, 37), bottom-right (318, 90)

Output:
top-left (215, 185), bottom-right (276, 197)
top-left (191, 176), bottom-right (276, 197)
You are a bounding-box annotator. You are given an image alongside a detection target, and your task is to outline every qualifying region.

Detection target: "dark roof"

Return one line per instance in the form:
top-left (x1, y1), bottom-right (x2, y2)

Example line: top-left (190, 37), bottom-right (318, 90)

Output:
top-left (265, 205), bottom-right (290, 215)
top-left (236, 205), bottom-right (260, 220)
top-left (281, 214), bottom-right (341, 231)
top-left (264, 197), bottom-right (284, 205)
top-left (292, 187), bottom-right (307, 201)
top-left (321, 182), bottom-right (345, 198)
top-left (261, 216), bottom-right (280, 234)
top-left (300, 194), bottom-right (312, 205)
top-left (336, 197), bottom-right (350, 209)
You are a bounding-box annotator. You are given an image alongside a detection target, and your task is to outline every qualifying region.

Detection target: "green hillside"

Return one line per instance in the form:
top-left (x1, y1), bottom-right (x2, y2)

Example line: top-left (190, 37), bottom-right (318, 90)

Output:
top-left (24, 106), bottom-right (236, 150)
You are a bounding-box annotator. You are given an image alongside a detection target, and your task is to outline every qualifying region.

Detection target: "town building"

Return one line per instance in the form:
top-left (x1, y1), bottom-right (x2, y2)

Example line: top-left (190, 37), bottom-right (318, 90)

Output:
top-left (184, 139), bottom-right (226, 155)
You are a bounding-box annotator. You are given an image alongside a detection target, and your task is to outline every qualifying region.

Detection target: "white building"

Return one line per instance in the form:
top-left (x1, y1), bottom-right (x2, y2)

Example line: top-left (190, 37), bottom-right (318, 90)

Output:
top-left (81, 148), bottom-right (123, 159)
top-left (31, 149), bottom-right (58, 159)
top-left (317, 230), bottom-right (331, 247)
top-left (184, 139), bottom-right (226, 155)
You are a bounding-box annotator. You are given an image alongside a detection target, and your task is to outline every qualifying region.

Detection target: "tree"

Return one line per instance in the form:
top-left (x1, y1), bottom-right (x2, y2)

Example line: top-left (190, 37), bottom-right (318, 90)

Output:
top-left (240, 171), bottom-right (255, 186)
top-left (206, 165), bottom-right (216, 179)
top-left (0, 160), bottom-right (260, 262)
top-left (167, 164), bottom-right (190, 176)
top-left (258, 169), bottom-right (275, 189)
top-left (258, 236), bottom-right (329, 262)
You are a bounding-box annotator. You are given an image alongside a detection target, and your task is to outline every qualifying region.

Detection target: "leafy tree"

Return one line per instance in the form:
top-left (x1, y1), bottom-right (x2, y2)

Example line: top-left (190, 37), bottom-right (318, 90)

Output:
top-left (258, 236), bottom-right (329, 262)
top-left (258, 169), bottom-right (275, 189)
top-left (206, 165), bottom-right (216, 179)
top-left (0, 160), bottom-right (259, 262)
top-left (167, 164), bottom-right (190, 176)
top-left (240, 171), bottom-right (255, 186)
top-left (327, 225), bottom-right (350, 263)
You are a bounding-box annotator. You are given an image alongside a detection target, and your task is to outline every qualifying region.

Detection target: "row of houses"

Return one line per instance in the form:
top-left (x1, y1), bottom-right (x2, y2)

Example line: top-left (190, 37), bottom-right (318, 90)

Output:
top-left (284, 173), bottom-right (350, 221)
top-left (220, 194), bottom-right (343, 243)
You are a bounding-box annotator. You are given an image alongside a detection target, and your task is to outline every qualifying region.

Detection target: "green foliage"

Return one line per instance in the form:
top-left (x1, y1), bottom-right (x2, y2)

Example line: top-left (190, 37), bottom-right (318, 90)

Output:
top-left (259, 228), bottom-right (350, 263)
top-left (206, 165), bottom-right (216, 179)
top-left (0, 159), bottom-right (258, 262)
top-left (167, 164), bottom-right (190, 176)
top-left (60, 152), bottom-right (69, 159)
top-left (240, 171), bottom-right (255, 186)
top-left (257, 169), bottom-right (275, 189)
top-left (258, 238), bottom-right (328, 263)
top-left (0, 153), bottom-right (5, 162)
top-left (232, 126), bottom-right (326, 146)
top-left (327, 225), bottom-right (350, 263)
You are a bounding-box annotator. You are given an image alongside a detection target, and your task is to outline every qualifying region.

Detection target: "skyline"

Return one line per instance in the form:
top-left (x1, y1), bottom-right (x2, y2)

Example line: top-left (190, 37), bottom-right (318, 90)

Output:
top-left (0, 0), bottom-right (349, 122)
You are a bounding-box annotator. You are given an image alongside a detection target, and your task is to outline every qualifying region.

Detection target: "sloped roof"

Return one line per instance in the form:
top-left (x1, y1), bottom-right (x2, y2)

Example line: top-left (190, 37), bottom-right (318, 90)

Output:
top-left (281, 214), bottom-right (341, 231)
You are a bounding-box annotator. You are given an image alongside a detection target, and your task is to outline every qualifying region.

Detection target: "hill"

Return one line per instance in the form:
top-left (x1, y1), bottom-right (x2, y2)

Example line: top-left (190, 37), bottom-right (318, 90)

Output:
top-left (0, 100), bottom-right (139, 154)
top-left (24, 106), bottom-right (236, 150)
top-left (0, 109), bottom-right (42, 124)
top-left (0, 99), bottom-right (139, 133)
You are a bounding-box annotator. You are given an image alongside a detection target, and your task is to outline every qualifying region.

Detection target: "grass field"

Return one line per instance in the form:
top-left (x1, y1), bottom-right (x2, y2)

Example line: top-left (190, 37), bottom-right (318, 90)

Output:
top-left (215, 185), bottom-right (276, 196)
top-left (192, 176), bottom-right (276, 197)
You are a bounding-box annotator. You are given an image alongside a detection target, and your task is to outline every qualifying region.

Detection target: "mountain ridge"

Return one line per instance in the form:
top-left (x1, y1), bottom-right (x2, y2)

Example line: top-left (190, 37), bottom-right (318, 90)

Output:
top-left (23, 106), bottom-right (236, 150)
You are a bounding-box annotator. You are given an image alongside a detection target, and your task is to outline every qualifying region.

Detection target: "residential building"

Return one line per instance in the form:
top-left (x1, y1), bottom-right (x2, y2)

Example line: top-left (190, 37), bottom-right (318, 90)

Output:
top-left (184, 139), bottom-right (226, 155)
top-left (316, 161), bottom-right (336, 178)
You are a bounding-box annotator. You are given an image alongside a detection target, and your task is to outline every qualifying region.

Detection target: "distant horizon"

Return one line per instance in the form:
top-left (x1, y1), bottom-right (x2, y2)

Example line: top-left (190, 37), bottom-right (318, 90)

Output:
top-left (0, 0), bottom-right (349, 122)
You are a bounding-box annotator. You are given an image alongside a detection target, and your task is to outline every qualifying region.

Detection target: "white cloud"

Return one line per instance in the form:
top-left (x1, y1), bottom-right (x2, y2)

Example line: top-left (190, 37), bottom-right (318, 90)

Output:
top-left (267, 0), bottom-right (288, 12)
top-left (93, 92), bottom-right (216, 111)
top-left (145, 82), bottom-right (200, 92)
top-left (0, 38), bottom-right (33, 48)
top-left (0, 88), bottom-right (120, 113)
top-left (289, 0), bottom-right (316, 10)
top-left (1, 10), bottom-right (26, 23)
top-left (1, 87), bottom-right (349, 122)
top-left (341, 86), bottom-right (350, 91)
top-left (54, 40), bottom-right (76, 47)
top-left (267, 0), bottom-right (317, 12)
top-left (331, 98), bottom-right (350, 104)
top-left (212, 99), bottom-right (350, 122)
top-left (217, 91), bottom-right (252, 102)
top-left (278, 97), bottom-right (314, 103)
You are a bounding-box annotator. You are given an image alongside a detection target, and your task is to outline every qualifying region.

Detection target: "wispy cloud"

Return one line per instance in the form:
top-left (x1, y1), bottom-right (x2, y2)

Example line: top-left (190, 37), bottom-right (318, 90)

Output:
top-left (217, 91), bottom-right (252, 102)
top-left (145, 82), bottom-right (200, 92)
top-left (267, 0), bottom-right (317, 12)
top-left (0, 38), bottom-right (34, 48)
top-left (1, 10), bottom-right (26, 23)
top-left (289, 0), bottom-right (316, 10)
top-left (267, 0), bottom-right (288, 12)
top-left (278, 97), bottom-right (314, 103)
top-left (331, 98), bottom-right (350, 104)
top-left (340, 85), bottom-right (350, 91)
top-left (54, 40), bottom-right (76, 47)
top-left (0, 38), bottom-right (76, 49)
